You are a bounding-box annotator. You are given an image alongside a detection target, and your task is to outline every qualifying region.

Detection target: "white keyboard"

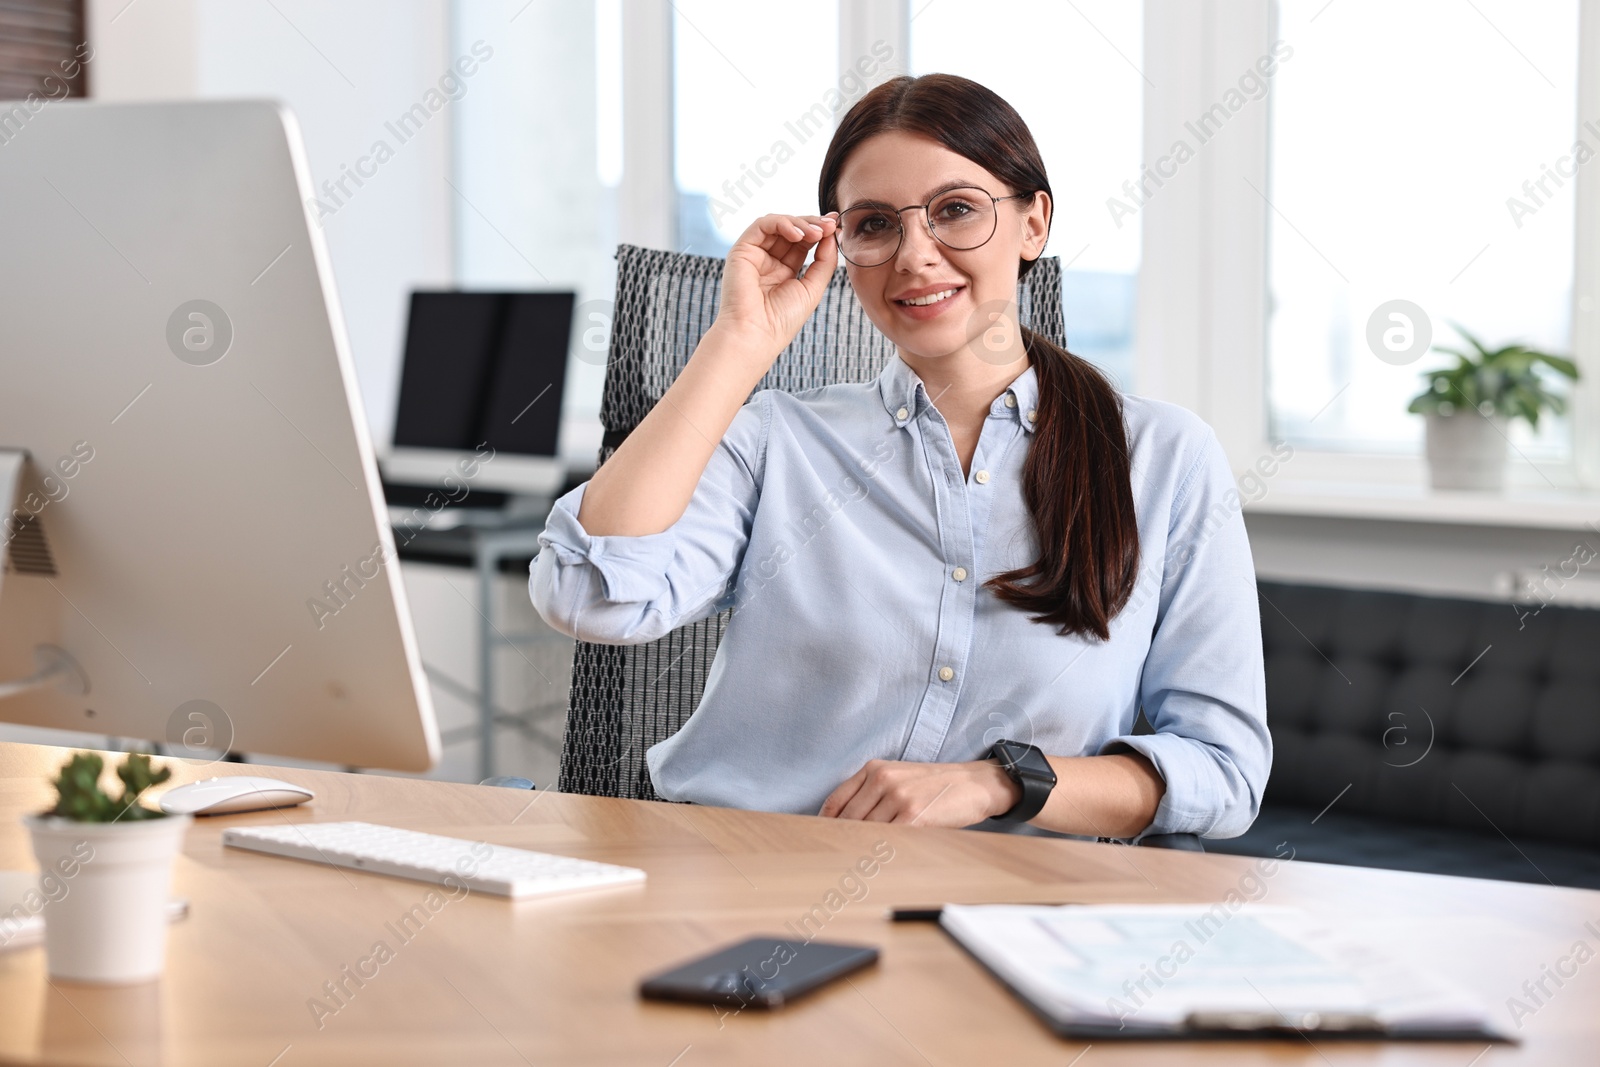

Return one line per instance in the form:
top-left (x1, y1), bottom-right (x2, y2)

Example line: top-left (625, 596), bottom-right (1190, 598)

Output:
top-left (222, 821), bottom-right (646, 900)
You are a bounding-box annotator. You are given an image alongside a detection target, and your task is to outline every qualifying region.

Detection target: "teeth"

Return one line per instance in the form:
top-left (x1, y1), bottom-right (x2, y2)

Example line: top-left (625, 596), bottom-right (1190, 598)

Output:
top-left (898, 288), bottom-right (959, 307)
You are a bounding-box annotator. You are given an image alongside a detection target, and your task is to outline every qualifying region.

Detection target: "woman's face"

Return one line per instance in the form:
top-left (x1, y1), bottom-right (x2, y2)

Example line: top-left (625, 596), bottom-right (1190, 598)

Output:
top-left (833, 130), bottom-right (1051, 364)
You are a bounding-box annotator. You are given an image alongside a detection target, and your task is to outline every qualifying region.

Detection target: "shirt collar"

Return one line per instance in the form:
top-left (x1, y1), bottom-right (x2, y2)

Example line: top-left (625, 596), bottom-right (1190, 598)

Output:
top-left (876, 354), bottom-right (925, 427)
top-left (876, 355), bottom-right (1040, 434)
top-left (1000, 362), bottom-right (1041, 435)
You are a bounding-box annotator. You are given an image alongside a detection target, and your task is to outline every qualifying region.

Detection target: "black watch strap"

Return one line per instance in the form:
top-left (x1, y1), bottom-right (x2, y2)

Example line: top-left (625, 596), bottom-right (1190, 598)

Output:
top-left (989, 740), bottom-right (1056, 823)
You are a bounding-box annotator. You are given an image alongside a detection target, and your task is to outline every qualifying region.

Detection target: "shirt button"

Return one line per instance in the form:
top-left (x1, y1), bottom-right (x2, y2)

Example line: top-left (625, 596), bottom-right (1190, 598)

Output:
top-left (974, 469), bottom-right (990, 484)
top-left (1026, 410), bottom-right (1037, 423)
top-left (1004, 394), bottom-right (1017, 408)
top-left (952, 566), bottom-right (968, 582)
top-left (895, 406), bottom-right (909, 420)
top-left (938, 666), bottom-right (955, 682)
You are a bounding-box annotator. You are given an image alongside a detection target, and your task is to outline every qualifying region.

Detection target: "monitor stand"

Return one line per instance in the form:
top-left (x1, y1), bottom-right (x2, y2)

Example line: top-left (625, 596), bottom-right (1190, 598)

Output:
top-left (0, 644), bottom-right (88, 702)
top-left (0, 449), bottom-right (90, 702)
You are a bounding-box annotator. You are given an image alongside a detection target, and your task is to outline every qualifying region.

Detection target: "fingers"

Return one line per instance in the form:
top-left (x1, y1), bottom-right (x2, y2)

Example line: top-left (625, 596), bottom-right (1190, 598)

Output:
top-left (836, 778), bottom-right (886, 822)
top-left (818, 762), bottom-right (868, 818)
top-left (780, 213), bottom-right (836, 241)
top-left (784, 215), bottom-right (830, 242)
top-left (773, 233), bottom-right (813, 276)
top-left (744, 214), bottom-right (836, 288)
top-left (746, 213), bottom-right (837, 257)
top-left (826, 762), bottom-right (968, 826)
top-left (859, 794), bottom-right (900, 823)
top-left (779, 218), bottom-right (835, 274)
top-left (723, 212), bottom-right (840, 341)
top-left (800, 214), bottom-right (840, 296)
top-left (833, 760), bottom-right (889, 821)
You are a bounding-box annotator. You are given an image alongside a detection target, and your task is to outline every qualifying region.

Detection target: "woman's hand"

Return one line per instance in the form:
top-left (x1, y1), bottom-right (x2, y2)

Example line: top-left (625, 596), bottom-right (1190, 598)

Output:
top-left (715, 212), bottom-right (839, 360)
top-left (818, 759), bottom-right (1021, 827)
top-left (573, 211), bottom-right (834, 538)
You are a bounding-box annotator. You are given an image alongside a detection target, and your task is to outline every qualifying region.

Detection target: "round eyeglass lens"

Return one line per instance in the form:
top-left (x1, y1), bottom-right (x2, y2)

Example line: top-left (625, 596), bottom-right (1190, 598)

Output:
top-left (837, 187), bottom-right (1000, 266)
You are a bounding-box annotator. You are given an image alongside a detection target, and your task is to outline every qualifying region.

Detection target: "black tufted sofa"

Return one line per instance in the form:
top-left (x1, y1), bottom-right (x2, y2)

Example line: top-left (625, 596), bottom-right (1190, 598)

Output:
top-left (1207, 580), bottom-right (1600, 889)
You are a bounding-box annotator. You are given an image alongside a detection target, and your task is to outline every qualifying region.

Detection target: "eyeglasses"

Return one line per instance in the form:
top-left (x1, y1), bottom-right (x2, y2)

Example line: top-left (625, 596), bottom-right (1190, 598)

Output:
top-left (835, 186), bottom-right (1035, 268)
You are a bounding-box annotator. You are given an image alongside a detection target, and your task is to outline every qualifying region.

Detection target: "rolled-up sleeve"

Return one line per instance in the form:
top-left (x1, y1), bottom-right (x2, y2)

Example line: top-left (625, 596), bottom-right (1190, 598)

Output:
top-left (528, 393), bottom-right (768, 645)
top-left (1101, 429), bottom-right (1272, 840)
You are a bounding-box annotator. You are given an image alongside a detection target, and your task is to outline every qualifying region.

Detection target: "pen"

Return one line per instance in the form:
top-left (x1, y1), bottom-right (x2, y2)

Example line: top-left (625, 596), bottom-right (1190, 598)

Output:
top-left (888, 903), bottom-right (1078, 922)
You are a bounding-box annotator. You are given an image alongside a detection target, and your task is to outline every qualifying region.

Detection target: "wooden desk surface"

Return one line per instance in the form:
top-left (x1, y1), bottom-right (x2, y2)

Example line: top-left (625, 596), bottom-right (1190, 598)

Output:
top-left (1, 742), bottom-right (1595, 1066)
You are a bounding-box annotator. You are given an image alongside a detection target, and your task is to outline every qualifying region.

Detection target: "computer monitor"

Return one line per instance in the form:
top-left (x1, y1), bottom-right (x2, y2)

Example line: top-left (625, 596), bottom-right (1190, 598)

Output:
top-left (0, 99), bottom-right (439, 771)
top-left (382, 290), bottom-right (573, 496)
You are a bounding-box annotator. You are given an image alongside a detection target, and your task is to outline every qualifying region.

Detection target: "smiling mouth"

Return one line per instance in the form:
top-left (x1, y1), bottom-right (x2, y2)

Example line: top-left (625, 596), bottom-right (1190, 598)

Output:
top-left (894, 287), bottom-right (964, 307)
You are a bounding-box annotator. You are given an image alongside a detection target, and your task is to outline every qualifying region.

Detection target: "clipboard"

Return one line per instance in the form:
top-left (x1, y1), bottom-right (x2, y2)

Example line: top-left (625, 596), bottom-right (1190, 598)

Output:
top-left (936, 904), bottom-right (1516, 1042)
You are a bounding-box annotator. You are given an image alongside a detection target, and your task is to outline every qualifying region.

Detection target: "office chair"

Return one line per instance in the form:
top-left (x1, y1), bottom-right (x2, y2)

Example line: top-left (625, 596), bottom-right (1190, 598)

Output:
top-left (557, 243), bottom-right (1201, 853)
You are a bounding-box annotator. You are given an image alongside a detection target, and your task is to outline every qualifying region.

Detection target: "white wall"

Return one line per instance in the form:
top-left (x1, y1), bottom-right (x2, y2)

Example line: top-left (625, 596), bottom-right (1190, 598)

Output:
top-left (86, 0), bottom-right (456, 449)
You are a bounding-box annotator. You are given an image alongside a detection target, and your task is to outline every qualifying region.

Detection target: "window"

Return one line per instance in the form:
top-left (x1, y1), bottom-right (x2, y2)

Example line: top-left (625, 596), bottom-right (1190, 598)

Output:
top-left (451, 0), bottom-right (622, 459)
top-left (1266, 0), bottom-right (1580, 459)
top-left (673, 1), bottom-right (843, 259)
top-left (911, 0), bottom-right (1144, 388)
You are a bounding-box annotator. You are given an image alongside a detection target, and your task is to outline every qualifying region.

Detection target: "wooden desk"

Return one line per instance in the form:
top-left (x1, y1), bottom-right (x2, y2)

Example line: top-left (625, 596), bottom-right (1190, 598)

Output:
top-left (0, 742), bottom-right (1594, 1066)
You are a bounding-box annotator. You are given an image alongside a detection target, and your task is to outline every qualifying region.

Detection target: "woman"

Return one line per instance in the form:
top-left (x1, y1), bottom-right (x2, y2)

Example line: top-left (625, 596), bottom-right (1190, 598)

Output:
top-left (530, 74), bottom-right (1269, 841)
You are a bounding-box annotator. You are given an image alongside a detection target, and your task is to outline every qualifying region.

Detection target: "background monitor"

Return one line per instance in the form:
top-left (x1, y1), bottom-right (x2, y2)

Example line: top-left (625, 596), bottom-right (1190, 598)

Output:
top-left (0, 99), bottom-right (440, 772)
top-left (382, 290), bottom-right (574, 496)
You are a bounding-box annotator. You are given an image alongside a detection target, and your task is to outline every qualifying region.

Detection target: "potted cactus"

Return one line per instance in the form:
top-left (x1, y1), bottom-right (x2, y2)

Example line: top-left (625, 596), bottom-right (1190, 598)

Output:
top-left (23, 752), bottom-right (190, 983)
top-left (1408, 325), bottom-right (1579, 491)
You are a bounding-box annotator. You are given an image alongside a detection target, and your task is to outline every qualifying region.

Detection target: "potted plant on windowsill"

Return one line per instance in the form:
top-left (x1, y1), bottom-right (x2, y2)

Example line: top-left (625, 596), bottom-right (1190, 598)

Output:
top-left (22, 752), bottom-right (190, 983)
top-left (1407, 325), bottom-right (1579, 492)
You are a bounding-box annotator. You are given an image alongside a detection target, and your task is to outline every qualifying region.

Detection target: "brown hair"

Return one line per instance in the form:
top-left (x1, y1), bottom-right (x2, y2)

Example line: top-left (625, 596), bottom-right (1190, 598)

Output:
top-left (818, 74), bottom-right (1139, 640)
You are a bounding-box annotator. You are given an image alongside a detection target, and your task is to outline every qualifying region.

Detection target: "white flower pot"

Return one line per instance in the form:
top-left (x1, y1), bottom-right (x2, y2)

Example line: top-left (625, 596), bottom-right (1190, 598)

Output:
top-left (24, 812), bottom-right (191, 983)
top-left (1423, 412), bottom-right (1509, 492)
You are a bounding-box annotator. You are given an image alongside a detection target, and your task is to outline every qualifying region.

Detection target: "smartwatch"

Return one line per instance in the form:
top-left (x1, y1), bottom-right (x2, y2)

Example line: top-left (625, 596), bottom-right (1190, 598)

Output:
top-left (987, 739), bottom-right (1057, 823)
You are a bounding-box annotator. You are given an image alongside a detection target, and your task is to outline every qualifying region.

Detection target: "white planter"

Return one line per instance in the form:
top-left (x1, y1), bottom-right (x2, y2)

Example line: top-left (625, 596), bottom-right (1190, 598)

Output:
top-left (1423, 412), bottom-right (1509, 492)
top-left (24, 812), bottom-right (191, 983)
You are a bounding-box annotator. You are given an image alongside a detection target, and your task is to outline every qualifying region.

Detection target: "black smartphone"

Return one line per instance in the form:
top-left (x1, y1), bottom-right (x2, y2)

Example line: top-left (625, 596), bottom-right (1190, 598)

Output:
top-left (639, 937), bottom-right (879, 1008)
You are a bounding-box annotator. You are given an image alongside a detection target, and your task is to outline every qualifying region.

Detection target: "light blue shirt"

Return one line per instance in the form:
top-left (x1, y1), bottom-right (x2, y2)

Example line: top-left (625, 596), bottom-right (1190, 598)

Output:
top-left (529, 355), bottom-right (1270, 838)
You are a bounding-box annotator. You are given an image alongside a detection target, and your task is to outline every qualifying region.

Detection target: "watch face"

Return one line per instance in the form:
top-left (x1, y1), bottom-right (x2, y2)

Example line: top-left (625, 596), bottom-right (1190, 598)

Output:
top-left (994, 740), bottom-right (1055, 783)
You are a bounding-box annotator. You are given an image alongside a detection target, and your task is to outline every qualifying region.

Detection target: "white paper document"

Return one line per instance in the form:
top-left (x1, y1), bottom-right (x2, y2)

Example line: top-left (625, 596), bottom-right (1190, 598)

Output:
top-left (940, 904), bottom-right (1502, 1038)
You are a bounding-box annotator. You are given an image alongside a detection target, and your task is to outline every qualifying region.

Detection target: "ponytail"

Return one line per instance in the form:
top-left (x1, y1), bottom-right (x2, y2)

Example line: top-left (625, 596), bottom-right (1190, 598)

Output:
top-left (984, 326), bottom-right (1140, 640)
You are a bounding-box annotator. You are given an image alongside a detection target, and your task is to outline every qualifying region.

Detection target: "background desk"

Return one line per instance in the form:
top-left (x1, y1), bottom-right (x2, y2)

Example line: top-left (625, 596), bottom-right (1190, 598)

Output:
top-left (390, 514), bottom-right (553, 783)
top-left (1, 743), bottom-right (1595, 1066)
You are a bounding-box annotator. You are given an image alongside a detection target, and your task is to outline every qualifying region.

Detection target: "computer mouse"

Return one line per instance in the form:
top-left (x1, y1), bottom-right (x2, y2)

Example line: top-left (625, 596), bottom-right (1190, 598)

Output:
top-left (158, 775), bottom-right (315, 816)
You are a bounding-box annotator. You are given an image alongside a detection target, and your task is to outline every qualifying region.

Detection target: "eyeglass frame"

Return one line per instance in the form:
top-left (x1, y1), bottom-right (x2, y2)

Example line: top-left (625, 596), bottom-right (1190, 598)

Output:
top-left (833, 185), bottom-right (1038, 267)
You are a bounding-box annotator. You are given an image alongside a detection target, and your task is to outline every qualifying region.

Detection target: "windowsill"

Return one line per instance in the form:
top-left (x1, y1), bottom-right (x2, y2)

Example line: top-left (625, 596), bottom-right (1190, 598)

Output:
top-left (1244, 481), bottom-right (1600, 532)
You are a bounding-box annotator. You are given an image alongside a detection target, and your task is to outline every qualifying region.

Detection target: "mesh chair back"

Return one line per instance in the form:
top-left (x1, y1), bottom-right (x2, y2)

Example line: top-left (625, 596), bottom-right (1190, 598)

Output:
top-left (558, 244), bottom-right (1068, 798)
